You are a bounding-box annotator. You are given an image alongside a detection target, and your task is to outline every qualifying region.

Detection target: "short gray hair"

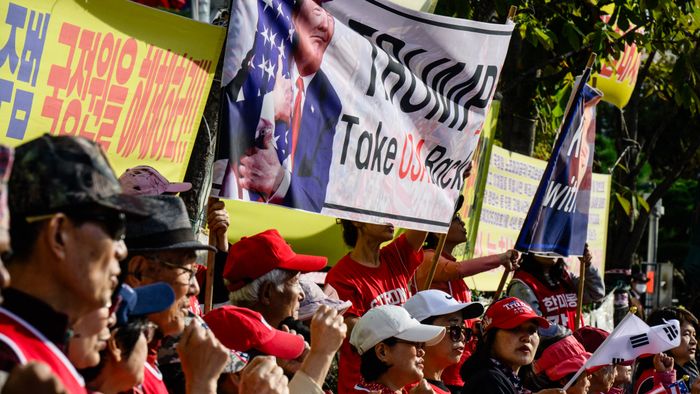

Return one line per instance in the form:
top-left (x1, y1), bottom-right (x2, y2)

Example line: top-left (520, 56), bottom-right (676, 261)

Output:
top-left (228, 269), bottom-right (289, 305)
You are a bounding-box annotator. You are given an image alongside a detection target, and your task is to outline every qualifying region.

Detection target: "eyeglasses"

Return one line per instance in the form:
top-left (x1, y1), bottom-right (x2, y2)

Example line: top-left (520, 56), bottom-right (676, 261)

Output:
top-left (26, 210), bottom-right (127, 241)
top-left (147, 255), bottom-right (197, 284)
top-left (448, 324), bottom-right (471, 342)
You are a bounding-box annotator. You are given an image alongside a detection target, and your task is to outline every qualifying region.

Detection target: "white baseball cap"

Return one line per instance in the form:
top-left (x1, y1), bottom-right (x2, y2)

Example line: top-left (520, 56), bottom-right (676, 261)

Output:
top-left (350, 305), bottom-right (446, 355)
top-left (403, 290), bottom-right (484, 323)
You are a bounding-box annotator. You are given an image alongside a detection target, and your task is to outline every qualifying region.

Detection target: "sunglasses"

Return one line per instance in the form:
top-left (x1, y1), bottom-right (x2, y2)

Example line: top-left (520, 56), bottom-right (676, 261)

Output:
top-left (448, 324), bottom-right (471, 342)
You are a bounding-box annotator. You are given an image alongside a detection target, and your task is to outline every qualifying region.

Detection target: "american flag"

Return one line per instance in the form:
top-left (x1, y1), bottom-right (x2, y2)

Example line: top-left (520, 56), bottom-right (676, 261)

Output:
top-left (237, 0), bottom-right (295, 164)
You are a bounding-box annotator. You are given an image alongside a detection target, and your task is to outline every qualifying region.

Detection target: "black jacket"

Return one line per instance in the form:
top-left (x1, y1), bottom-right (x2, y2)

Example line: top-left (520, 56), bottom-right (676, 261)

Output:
top-left (461, 361), bottom-right (519, 394)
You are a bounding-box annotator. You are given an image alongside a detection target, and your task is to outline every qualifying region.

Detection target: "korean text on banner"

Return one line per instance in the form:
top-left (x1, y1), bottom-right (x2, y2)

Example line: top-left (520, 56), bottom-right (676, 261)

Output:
top-left (213, 0), bottom-right (513, 232)
top-left (466, 146), bottom-right (611, 291)
top-left (0, 0), bottom-right (225, 181)
top-left (515, 81), bottom-right (603, 257)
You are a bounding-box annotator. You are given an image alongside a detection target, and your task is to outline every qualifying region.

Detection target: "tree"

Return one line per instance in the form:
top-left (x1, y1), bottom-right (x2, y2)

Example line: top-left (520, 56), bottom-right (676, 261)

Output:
top-left (433, 0), bottom-right (700, 269)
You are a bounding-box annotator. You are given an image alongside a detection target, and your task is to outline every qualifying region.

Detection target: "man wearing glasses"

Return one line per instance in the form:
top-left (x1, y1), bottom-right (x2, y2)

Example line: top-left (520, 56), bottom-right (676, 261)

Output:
top-left (0, 135), bottom-right (150, 393)
top-left (122, 195), bottom-right (230, 394)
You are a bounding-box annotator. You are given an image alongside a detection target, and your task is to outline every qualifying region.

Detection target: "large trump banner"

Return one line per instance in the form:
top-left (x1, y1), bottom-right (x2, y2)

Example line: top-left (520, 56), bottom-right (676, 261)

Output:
top-left (213, 0), bottom-right (513, 232)
top-left (0, 0), bottom-right (225, 181)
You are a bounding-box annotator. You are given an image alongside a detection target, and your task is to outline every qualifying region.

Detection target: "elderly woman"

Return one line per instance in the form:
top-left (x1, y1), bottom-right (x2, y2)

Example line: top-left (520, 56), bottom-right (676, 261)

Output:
top-left (349, 304), bottom-right (445, 393)
top-left (460, 297), bottom-right (563, 394)
top-left (403, 290), bottom-right (484, 393)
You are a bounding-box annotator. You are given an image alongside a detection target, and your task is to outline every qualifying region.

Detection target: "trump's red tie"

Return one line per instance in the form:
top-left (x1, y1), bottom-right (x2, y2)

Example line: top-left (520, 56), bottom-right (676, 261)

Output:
top-left (290, 77), bottom-right (304, 171)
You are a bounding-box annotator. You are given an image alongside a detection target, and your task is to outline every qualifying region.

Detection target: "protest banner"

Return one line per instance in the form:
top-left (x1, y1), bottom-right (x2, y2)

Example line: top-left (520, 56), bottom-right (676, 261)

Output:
top-left (515, 75), bottom-right (603, 257)
top-left (213, 0), bottom-right (513, 232)
top-left (0, 0), bottom-right (225, 181)
top-left (465, 146), bottom-right (611, 291)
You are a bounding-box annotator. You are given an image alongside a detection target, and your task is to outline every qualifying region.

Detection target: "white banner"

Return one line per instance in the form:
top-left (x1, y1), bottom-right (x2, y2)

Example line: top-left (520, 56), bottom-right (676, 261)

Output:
top-left (214, 0), bottom-right (513, 232)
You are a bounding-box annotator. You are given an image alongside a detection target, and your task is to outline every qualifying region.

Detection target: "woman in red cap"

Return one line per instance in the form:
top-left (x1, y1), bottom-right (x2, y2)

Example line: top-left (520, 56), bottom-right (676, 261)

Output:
top-left (460, 297), bottom-right (563, 394)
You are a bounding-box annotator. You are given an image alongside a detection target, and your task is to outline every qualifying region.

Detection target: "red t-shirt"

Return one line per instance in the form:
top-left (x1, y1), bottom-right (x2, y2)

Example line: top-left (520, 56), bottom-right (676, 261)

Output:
top-left (326, 235), bottom-right (423, 394)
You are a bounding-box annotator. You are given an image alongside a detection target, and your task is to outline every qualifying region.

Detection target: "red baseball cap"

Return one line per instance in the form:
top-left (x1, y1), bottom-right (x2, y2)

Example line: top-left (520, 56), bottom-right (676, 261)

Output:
top-left (204, 306), bottom-right (305, 359)
top-left (223, 229), bottom-right (327, 291)
top-left (482, 297), bottom-right (550, 332)
top-left (534, 335), bottom-right (591, 381)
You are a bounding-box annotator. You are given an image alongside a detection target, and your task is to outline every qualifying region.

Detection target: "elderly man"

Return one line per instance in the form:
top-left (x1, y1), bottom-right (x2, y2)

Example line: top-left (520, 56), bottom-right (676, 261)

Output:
top-left (123, 195), bottom-right (229, 394)
top-left (0, 135), bottom-right (148, 392)
top-left (224, 229), bottom-right (327, 329)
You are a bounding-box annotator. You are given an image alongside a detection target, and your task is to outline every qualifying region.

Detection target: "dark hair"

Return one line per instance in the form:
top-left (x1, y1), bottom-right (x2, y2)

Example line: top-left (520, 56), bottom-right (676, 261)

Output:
top-left (359, 337), bottom-right (398, 382)
top-left (115, 318), bottom-right (149, 359)
top-left (340, 219), bottom-right (358, 247)
top-left (8, 219), bottom-right (43, 261)
top-left (461, 328), bottom-right (498, 380)
top-left (518, 253), bottom-right (568, 291)
top-left (424, 233), bottom-right (439, 250)
top-left (647, 306), bottom-right (699, 329)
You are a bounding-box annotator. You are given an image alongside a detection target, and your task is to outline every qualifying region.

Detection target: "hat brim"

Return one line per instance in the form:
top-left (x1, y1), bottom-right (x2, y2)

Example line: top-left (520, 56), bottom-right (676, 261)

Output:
top-left (165, 182), bottom-right (192, 193)
top-left (98, 194), bottom-right (154, 217)
top-left (131, 282), bottom-right (176, 316)
top-left (430, 301), bottom-right (485, 321)
top-left (127, 240), bottom-right (217, 253)
top-left (257, 329), bottom-right (306, 359)
top-left (279, 253), bottom-right (327, 273)
top-left (298, 299), bottom-right (353, 321)
top-left (395, 323), bottom-right (446, 346)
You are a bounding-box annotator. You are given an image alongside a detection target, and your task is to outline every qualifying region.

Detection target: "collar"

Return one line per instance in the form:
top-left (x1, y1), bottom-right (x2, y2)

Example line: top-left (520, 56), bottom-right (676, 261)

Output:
top-left (356, 378), bottom-right (403, 394)
top-left (1, 287), bottom-right (70, 349)
top-left (490, 358), bottom-right (531, 394)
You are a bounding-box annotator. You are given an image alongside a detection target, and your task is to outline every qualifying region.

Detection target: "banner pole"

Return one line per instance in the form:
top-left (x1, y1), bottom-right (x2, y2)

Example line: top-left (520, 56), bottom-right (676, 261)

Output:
top-left (575, 260), bottom-right (586, 329)
top-left (204, 197), bottom-right (219, 314)
top-left (507, 6), bottom-right (517, 22)
top-left (422, 233), bottom-right (448, 291)
top-left (493, 269), bottom-right (510, 301)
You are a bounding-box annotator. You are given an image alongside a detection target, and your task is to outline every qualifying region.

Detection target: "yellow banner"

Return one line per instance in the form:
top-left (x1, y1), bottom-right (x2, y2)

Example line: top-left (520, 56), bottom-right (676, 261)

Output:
top-left (0, 0), bottom-right (225, 181)
top-left (466, 146), bottom-right (611, 291)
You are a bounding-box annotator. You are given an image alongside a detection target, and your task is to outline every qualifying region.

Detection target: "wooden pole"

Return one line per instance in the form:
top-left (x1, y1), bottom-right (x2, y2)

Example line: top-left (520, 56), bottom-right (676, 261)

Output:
top-left (507, 6), bottom-right (517, 21)
top-left (493, 268), bottom-right (510, 301)
top-left (422, 233), bottom-right (447, 291)
top-left (574, 260), bottom-right (586, 329)
top-left (203, 197), bottom-right (220, 314)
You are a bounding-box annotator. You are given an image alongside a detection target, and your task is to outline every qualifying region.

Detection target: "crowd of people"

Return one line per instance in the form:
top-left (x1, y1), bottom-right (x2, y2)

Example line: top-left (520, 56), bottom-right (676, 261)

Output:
top-left (0, 134), bottom-right (697, 394)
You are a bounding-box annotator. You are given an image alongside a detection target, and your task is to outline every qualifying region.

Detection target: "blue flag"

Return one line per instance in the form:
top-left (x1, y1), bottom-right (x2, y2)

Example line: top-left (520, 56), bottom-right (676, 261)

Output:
top-left (515, 73), bottom-right (603, 257)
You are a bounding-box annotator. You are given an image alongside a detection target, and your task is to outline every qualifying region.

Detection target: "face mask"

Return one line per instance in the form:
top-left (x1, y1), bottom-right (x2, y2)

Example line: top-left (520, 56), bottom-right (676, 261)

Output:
top-left (634, 284), bottom-right (647, 294)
